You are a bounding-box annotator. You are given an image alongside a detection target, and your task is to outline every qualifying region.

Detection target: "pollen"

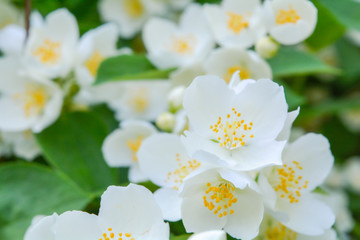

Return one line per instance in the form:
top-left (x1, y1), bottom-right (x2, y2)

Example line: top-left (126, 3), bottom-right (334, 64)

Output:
top-left (276, 5), bottom-right (301, 25)
top-left (273, 160), bottom-right (308, 204)
top-left (33, 39), bottom-right (61, 65)
top-left (85, 51), bottom-right (105, 76)
top-left (203, 181), bottom-right (237, 218)
top-left (13, 83), bottom-right (48, 118)
top-left (126, 135), bottom-right (144, 162)
top-left (209, 108), bottom-right (254, 150)
top-left (123, 0), bottom-right (144, 18)
top-left (223, 65), bottom-right (251, 83)
top-left (99, 228), bottom-right (135, 240)
top-left (166, 153), bottom-right (201, 190)
top-left (227, 12), bottom-right (249, 34)
top-left (265, 222), bottom-right (297, 240)
top-left (171, 35), bottom-right (196, 55)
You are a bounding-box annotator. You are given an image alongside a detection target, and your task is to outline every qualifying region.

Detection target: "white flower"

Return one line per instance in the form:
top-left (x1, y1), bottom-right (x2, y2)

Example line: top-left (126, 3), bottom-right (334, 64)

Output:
top-left (204, 47), bottom-right (272, 83)
top-left (102, 120), bottom-right (157, 183)
top-left (180, 168), bottom-right (264, 240)
top-left (339, 109), bottom-right (360, 133)
top-left (168, 86), bottom-right (186, 111)
top-left (1, 130), bottom-right (41, 161)
top-left (169, 61), bottom-right (205, 87)
top-left (0, 25), bottom-right (25, 56)
top-left (0, 131), bottom-right (12, 157)
top-left (138, 133), bottom-right (205, 221)
top-left (255, 35), bottom-right (280, 59)
top-left (204, 0), bottom-right (266, 49)
top-left (24, 184), bottom-right (169, 240)
top-left (188, 230), bottom-right (226, 240)
top-left (263, 0), bottom-right (317, 45)
top-left (75, 23), bottom-right (119, 87)
top-left (182, 75), bottom-right (288, 171)
top-left (343, 156), bottom-right (360, 192)
top-left (23, 8), bottom-right (79, 78)
top-left (256, 214), bottom-right (337, 240)
top-left (324, 165), bottom-right (346, 189)
top-left (143, 4), bottom-right (214, 69)
top-left (98, 0), bottom-right (165, 39)
top-left (0, 58), bottom-right (63, 133)
top-left (258, 133), bottom-right (335, 235)
top-left (107, 80), bottom-right (170, 121)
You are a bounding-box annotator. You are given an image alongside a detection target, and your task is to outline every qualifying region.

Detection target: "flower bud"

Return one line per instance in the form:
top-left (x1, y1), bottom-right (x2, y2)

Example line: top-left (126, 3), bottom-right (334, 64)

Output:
top-left (156, 112), bottom-right (176, 132)
top-left (255, 36), bottom-right (280, 59)
top-left (168, 86), bottom-right (186, 112)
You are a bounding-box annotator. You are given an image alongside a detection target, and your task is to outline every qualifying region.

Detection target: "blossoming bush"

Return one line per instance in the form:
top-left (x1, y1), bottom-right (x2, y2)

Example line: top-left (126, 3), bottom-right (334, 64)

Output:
top-left (0, 0), bottom-right (360, 239)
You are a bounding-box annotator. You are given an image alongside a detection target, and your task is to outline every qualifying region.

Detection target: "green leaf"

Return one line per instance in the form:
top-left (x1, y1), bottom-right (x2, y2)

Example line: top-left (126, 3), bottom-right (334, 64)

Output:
top-left (306, 0), bottom-right (345, 50)
top-left (170, 235), bottom-right (191, 240)
top-left (268, 47), bottom-right (341, 77)
top-left (94, 54), bottom-right (173, 85)
top-left (336, 38), bottom-right (360, 85)
top-left (0, 162), bottom-right (91, 240)
top-left (307, 97), bottom-right (360, 116)
top-left (316, 0), bottom-right (360, 31)
top-left (36, 111), bottom-right (117, 193)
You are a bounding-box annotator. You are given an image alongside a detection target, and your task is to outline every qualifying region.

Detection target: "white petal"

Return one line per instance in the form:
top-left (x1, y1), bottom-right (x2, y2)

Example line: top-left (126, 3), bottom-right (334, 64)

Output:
top-left (283, 133), bottom-right (334, 192)
top-left (277, 195), bottom-right (335, 235)
top-left (183, 75), bottom-right (234, 137)
top-left (188, 230), bottom-right (227, 240)
top-left (224, 188), bottom-right (264, 240)
top-left (24, 213), bottom-right (57, 240)
top-left (154, 187), bottom-right (182, 221)
top-left (277, 107), bottom-right (300, 141)
top-left (297, 228), bottom-right (337, 240)
top-left (54, 211), bottom-right (101, 240)
top-left (98, 184), bottom-right (163, 234)
top-left (128, 164), bottom-right (148, 183)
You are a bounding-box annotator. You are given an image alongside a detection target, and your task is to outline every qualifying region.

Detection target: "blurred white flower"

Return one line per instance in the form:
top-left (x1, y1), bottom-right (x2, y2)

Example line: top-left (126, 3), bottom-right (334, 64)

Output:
top-left (256, 214), bottom-right (337, 240)
top-left (138, 133), bottom-right (206, 221)
top-left (168, 86), bottom-right (186, 112)
top-left (344, 156), bottom-right (360, 193)
top-left (0, 25), bottom-right (25, 56)
top-left (98, 0), bottom-right (166, 39)
top-left (107, 80), bottom-right (170, 121)
top-left (143, 4), bottom-right (214, 69)
top-left (204, 0), bottom-right (266, 48)
top-left (258, 133), bottom-right (335, 235)
top-left (75, 23), bottom-right (119, 87)
top-left (324, 165), bottom-right (346, 189)
top-left (169, 61), bottom-right (205, 87)
top-left (180, 168), bottom-right (263, 240)
top-left (0, 131), bottom-right (12, 157)
top-left (23, 8), bottom-right (79, 78)
top-left (0, 58), bottom-right (63, 133)
top-left (182, 76), bottom-right (288, 171)
top-left (1, 130), bottom-right (41, 161)
top-left (24, 184), bottom-right (169, 240)
top-left (0, 1), bottom-right (20, 29)
top-left (263, 0), bottom-right (317, 45)
top-left (204, 47), bottom-right (272, 83)
top-left (339, 109), bottom-right (360, 133)
top-left (156, 112), bottom-right (176, 132)
top-left (255, 35), bottom-right (280, 59)
top-left (102, 120), bottom-right (157, 183)
top-left (188, 230), bottom-right (226, 240)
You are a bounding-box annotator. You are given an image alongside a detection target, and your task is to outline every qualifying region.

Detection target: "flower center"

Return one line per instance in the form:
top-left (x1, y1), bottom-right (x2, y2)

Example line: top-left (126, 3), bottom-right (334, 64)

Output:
top-left (223, 65), bottom-right (251, 83)
top-left (273, 161), bottom-right (309, 204)
top-left (33, 39), bottom-right (61, 65)
top-left (203, 181), bottom-right (237, 218)
top-left (126, 135), bottom-right (143, 162)
top-left (13, 83), bottom-right (48, 118)
top-left (276, 6), bottom-right (301, 25)
top-left (123, 0), bottom-right (144, 18)
top-left (128, 88), bottom-right (149, 113)
top-left (227, 12), bottom-right (249, 34)
top-left (265, 222), bottom-right (297, 240)
top-left (166, 153), bottom-right (201, 190)
top-left (171, 35), bottom-right (196, 55)
top-left (210, 108), bottom-right (254, 150)
top-left (85, 51), bottom-right (105, 77)
top-left (99, 228), bottom-right (135, 240)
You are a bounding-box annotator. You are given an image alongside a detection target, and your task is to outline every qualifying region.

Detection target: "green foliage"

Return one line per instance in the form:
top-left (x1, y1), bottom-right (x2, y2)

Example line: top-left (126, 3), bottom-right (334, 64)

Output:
top-left (170, 234), bottom-right (191, 240)
top-left (316, 0), bottom-right (360, 31)
top-left (36, 110), bottom-right (118, 193)
top-left (94, 54), bottom-right (173, 85)
top-left (336, 38), bottom-right (360, 86)
top-left (306, 0), bottom-right (345, 50)
top-left (268, 47), bottom-right (340, 78)
top-left (0, 162), bottom-right (91, 240)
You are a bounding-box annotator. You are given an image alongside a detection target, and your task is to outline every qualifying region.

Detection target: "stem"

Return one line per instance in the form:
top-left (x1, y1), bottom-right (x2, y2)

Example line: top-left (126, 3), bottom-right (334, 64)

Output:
top-left (24, 0), bottom-right (31, 38)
